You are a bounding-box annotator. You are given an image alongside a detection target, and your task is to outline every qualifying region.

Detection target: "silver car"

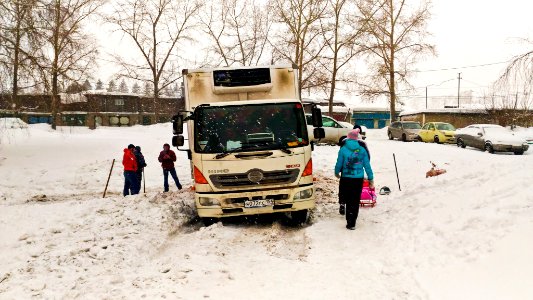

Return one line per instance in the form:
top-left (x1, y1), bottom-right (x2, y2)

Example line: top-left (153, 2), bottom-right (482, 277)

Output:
top-left (455, 124), bottom-right (529, 155)
top-left (387, 121), bottom-right (422, 141)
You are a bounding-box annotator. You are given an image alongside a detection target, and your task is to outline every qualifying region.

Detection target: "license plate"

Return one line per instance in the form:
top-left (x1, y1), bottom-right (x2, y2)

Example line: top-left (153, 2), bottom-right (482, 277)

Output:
top-left (244, 199), bottom-right (273, 208)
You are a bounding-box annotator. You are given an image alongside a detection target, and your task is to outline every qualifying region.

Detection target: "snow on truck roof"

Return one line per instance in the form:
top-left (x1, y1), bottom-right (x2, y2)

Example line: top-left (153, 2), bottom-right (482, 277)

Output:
top-left (182, 65), bottom-right (297, 74)
top-left (194, 99), bottom-right (300, 107)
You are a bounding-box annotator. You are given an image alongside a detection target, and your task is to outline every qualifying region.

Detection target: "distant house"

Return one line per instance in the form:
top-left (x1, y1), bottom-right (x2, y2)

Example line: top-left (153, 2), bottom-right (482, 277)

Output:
top-left (399, 108), bottom-right (532, 128)
top-left (0, 91), bottom-right (184, 128)
top-left (351, 108), bottom-right (400, 129)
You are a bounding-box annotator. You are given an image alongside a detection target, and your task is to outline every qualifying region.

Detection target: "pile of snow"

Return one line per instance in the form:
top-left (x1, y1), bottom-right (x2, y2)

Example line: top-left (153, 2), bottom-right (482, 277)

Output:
top-left (0, 123), bottom-right (532, 299)
top-left (0, 118), bottom-right (28, 129)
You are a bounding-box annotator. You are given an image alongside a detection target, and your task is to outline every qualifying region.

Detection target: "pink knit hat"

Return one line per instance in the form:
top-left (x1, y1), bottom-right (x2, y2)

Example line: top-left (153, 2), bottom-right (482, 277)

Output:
top-left (347, 128), bottom-right (360, 140)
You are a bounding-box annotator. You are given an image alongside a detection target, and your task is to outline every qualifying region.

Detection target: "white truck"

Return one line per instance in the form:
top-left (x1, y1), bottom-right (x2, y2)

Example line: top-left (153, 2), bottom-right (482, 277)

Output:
top-left (171, 65), bottom-right (324, 225)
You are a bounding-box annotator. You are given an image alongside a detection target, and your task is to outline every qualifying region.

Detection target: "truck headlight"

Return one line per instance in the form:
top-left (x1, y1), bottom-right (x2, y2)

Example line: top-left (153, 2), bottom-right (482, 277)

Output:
top-left (199, 197), bottom-right (220, 206)
top-left (293, 188), bottom-right (313, 200)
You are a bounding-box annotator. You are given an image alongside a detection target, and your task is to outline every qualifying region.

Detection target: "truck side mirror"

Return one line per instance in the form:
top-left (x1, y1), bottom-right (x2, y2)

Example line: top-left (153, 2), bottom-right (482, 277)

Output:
top-left (172, 135), bottom-right (184, 147)
top-left (313, 127), bottom-right (325, 139)
top-left (172, 114), bottom-right (183, 135)
top-left (311, 107), bottom-right (323, 127)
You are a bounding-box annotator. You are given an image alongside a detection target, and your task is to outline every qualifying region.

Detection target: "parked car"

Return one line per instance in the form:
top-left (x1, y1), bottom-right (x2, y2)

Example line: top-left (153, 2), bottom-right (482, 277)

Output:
top-left (455, 124), bottom-right (529, 155)
top-left (387, 121), bottom-right (421, 141)
top-left (418, 122), bottom-right (456, 143)
top-left (305, 114), bottom-right (364, 144)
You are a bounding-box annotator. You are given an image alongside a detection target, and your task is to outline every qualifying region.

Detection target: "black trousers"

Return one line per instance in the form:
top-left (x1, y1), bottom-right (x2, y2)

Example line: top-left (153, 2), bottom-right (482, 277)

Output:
top-left (339, 177), bottom-right (364, 227)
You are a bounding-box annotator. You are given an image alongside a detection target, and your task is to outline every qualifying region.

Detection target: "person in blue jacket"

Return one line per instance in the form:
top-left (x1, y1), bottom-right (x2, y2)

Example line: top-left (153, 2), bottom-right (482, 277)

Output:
top-left (335, 128), bottom-right (374, 230)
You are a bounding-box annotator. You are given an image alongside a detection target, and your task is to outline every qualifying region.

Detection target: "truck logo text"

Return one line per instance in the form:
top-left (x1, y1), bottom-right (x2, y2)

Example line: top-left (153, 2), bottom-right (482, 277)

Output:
top-left (286, 164), bottom-right (300, 169)
top-left (208, 169), bottom-right (229, 174)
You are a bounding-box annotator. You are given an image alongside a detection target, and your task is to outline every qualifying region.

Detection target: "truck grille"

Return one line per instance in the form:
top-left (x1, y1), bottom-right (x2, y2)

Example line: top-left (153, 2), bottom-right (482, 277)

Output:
top-left (210, 169), bottom-right (299, 188)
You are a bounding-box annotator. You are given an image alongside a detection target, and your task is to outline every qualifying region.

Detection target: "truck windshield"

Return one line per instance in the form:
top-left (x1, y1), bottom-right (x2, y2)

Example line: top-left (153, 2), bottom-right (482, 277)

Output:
top-left (194, 103), bottom-right (309, 153)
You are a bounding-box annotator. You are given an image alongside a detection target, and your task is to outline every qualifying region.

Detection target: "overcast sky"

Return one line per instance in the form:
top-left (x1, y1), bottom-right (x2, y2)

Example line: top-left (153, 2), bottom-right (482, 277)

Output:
top-left (93, 0), bottom-right (533, 107)
top-left (409, 0), bottom-right (533, 97)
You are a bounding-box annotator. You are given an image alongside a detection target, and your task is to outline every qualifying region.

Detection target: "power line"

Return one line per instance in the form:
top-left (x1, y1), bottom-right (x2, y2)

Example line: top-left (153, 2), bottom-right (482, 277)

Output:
top-left (411, 60), bottom-right (510, 73)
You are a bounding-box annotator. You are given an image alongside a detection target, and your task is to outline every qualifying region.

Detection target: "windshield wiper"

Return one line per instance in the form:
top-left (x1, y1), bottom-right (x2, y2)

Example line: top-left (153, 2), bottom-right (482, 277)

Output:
top-left (214, 141), bottom-right (292, 159)
top-left (214, 144), bottom-right (259, 159)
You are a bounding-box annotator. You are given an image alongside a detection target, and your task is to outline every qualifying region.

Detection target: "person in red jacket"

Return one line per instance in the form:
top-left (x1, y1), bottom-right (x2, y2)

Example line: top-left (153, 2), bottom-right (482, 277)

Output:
top-left (122, 144), bottom-right (139, 196)
top-left (158, 143), bottom-right (182, 192)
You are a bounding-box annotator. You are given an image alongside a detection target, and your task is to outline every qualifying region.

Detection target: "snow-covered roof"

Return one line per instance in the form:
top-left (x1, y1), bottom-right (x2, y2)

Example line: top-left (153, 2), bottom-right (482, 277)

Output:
top-left (84, 90), bottom-right (180, 99)
top-left (302, 97), bottom-right (345, 105)
top-left (316, 105), bottom-right (350, 113)
top-left (400, 108), bottom-right (487, 116)
top-left (60, 93), bottom-right (88, 104)
top-left (351, 107), bottom-right (394, 112)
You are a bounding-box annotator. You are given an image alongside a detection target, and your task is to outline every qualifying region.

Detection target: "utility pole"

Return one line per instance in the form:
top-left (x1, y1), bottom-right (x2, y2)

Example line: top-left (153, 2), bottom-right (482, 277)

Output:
top-left (425, 86), bottom-right (428, 109)
top-left (457, 72), bottom-right (462, 108)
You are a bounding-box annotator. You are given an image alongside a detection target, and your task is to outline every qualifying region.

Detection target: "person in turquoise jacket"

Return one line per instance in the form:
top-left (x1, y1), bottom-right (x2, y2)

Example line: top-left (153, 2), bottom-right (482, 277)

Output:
top-left (334, 128), bottom-right (374, 230)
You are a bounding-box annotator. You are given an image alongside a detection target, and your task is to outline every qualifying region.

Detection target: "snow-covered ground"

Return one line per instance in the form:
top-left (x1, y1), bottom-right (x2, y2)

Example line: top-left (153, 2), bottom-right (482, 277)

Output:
top-left (1, 123), bottom-right (532, 299)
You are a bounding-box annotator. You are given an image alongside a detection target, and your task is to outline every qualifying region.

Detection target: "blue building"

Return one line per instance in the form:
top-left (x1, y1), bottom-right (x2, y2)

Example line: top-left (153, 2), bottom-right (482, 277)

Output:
top-left (351, 108), bottom-right (400, 129)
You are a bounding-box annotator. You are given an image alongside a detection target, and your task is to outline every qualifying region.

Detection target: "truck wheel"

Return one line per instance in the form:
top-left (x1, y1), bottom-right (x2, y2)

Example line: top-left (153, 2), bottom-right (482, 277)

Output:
top-left (291, 210), bottom-right (308, 225)
top-left (388, 131), bottom-right (393, 140)
top-left (202, 217), bottom-right (218, 227)
top-left (401, 133), bottom-right (407, 142)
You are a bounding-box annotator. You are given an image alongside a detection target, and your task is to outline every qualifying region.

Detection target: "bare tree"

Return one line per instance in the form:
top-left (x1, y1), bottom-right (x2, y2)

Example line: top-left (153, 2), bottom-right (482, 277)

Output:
top-left (39, 0), bottom-right (103, 129)
top-left (107, 0), bottom-right (201, 120)
top-left (0, 0), bottom-right (44, 107)
top-left (320, 0), bottom-right (375, 115)
top-left (484, 53), bottom-right (533, 126)
top-left (357, 0), bottom-right (435, 119)
top-left (199, 0), bottom-right (272, 67)
top-left (271, 0), bottom-right (329, 96)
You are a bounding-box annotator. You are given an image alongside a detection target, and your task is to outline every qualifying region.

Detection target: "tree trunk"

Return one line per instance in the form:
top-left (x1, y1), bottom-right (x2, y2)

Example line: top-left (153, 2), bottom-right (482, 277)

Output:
top-left (12, 33), bottom-right (20, 111)
top-left (51, 1), bottom-right (61, 130)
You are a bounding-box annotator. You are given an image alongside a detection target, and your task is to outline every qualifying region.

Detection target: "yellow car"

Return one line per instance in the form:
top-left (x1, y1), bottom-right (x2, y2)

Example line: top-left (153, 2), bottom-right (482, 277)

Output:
top-left (417, 122), bottom-right (456, 143)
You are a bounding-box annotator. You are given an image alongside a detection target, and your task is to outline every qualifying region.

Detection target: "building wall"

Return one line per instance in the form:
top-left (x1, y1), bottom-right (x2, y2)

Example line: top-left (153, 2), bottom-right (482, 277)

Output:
top-left (399, 111), bottom-right (533, 128)
top-left (1, 93), bottom-right (184, 128)
top-left (352, 111), bottom-right (396, 129)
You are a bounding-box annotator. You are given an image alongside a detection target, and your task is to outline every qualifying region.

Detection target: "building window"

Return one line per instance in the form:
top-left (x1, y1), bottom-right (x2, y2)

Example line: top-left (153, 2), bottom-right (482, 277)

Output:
top-left (115, 99), bottom-right (124, 106)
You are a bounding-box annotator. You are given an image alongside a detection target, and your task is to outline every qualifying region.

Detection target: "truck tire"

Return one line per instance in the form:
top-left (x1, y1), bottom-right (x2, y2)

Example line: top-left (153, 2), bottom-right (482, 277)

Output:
top-left (202, 217), bottom-right (218, 227)
top-left (291, 209), bottom-right (308, 225)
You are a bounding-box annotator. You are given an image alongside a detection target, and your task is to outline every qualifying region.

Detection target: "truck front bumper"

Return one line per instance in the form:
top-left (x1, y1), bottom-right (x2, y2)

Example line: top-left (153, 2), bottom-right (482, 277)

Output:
top-left (195, 185), bottom-right (316, 218)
